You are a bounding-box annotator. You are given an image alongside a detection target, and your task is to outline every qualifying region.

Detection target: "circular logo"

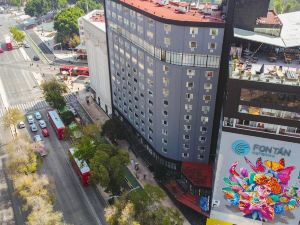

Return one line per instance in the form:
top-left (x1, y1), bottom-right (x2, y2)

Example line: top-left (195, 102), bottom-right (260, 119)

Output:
top-left (232, 140), bottom-right (250, 156)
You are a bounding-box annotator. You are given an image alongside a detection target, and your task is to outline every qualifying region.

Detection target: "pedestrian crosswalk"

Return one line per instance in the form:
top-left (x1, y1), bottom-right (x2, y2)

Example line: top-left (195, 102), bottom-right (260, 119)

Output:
top-left (0, 93), bottom-right (77, 118)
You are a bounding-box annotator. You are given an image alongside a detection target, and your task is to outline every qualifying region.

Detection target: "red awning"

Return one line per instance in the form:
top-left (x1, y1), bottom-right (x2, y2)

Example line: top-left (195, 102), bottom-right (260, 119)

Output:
top-left (181, 162), bottom-right (212, 188)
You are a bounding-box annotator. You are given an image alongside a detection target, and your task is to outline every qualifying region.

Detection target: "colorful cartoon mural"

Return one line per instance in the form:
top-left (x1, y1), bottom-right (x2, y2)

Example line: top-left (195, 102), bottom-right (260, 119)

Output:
top-left (211, 132), bottom-right (300, 225)
top-left (222, 157), bottom-right (300, 221)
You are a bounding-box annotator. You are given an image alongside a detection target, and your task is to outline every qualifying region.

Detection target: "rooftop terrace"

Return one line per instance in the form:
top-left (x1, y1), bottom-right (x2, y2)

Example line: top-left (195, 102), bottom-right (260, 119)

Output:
top-left (229, 47), bottom-right (300, 87)
top-left (119, 0), bottom-right (225, 24)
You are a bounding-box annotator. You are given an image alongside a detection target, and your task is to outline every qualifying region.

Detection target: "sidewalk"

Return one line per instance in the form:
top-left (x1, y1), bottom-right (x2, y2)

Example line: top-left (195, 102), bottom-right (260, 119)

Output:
top-left (68, 80), bottom-right (190, 224)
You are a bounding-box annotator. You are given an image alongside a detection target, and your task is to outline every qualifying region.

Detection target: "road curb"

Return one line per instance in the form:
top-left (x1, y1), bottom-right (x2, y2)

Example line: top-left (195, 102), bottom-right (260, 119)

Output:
top-left (25, 31), bottom-right (51, 64)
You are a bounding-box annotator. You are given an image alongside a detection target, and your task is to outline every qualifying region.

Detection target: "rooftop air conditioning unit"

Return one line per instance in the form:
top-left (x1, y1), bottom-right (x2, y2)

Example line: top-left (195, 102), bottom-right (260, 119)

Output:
top-left (156, 0), bottom-right (169, 6)
top-left (176, 2), bottom-right (190, 13)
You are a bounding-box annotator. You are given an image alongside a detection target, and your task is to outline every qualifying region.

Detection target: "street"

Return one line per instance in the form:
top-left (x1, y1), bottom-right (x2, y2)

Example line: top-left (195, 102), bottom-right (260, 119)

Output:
top-left (0, 13), bottom-right (106, 225)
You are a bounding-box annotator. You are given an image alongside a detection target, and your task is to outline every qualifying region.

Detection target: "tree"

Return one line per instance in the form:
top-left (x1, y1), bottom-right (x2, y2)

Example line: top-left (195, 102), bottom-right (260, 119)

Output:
top-left (24, 0), bottom-right (50, 17)
top-left (69, 34), bottom-right (80, 49)
top-left (54, 6), bottom-right (84, 48)
top-left (75, 0), bottom-right (102, 13)
top-left (105, 184), bottom-right (183, 225)
top-left (2, 108), bottom-right (24, 135)
top-left (10, 27), bottom-right (25, 44)
top-left (74, 136), bottom-right (97, 162)
top-left (41, 79), bottom-right (67, 110)
top-left (102, 118), bottom-right (126, 142)
top-left (60, 110), bottom-right (75, 125)
top-left (272, 0), bottom-right (297, 13)
top-left (5, 136), bottom-right (37, 178)
top-left (49, 0), bottom-right (68, 11)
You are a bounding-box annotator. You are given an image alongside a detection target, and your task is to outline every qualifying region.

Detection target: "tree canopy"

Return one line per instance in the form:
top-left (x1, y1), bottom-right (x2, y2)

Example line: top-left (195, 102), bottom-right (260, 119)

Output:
top-left (75, 0), bottom-right (102, 13)
top-left (10, 27), bottom-right (25, 44)
top-left (41, 79), bottom-right (67, 110)
top-left (2, 108), bottom-right (24, 135)
top-left (105, 184), bottom-right (184, 225)
top-left (54, 6), bottom-right (84, 48)
top-left (102, 118), bottom-right (126, 142)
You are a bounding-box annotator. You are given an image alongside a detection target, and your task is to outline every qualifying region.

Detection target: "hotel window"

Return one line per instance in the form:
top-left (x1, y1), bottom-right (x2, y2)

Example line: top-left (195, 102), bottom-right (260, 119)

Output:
top-left (132, 57), bottom-right (137, 64)
top-left (186, 93), bottom-right (193, 101)
top-left (200, 126), bottom-right (207, 133)
top-left (182, 153), bottom-right (189, 158)
top-left (139, 62), bottom-right (144, 70)
top-left (199, 136), bottom-right (206, 143)
top-left (162, 129), bottom-right (168, 135)
top-left (183, 143), bottom-right (190, 150)
top-left (163, 65), bottom-right (169, 73)
top-left (184, 125), bottom-right (191, 131)
top-left (186, 82), bottom-right (194, 89)
top-left (148, 18), bottom-right (154, 25)
top-left (201, 116), bottom-right (209, 124)
top-left (183, 134), bottom-right (190, 140)
top-left (203, 95), bottom-right (211, 102)
top-left (141, 111), bottom-right (144, 117)
top-left (123, 18), bottom-right (129, 26)
top-left (204, 83), bottom-right (212, 91)
top-left (162, 120), bottom-right (168, 126)
top-left (147, 31), bottom-right (154, 39)
top-left (170, 52), bottom-right (182, 64)
top-left (210, 28), bottom-right (218, 36)
top-left (164, 37), bottom-right (171, 46)
top-left (137, 25), bottom-right (143, 35)
top-left (163, 77), bottom-right (169, 86)
top-left (163, 88), bottom-right (169, 97)
top-left (182, 54), bottom-right (194, 66)
top-left (130, 22), bottom-right (136, 31)
top-left (164, 24), bottom-right (171, 33)
top-left (149, 100), bottom-right (153, 106)
top-left (149, 135), bottom-right (153, 142)
top-left (190, 27), bottom-right (198, 35)
top-left (163, 110), bottom-right (168, 116)
top-left (147, 79), bottom-right (154, 87)
top-left (163, 100), bottom-right (168, 106)
top-left (147, 68), bottom-right (154, 77)
top-left (198, 146), bottom-right (205, 152)
top-left (118, 15), bottom-right (122, 22)
top-left (146, 56), bottom-right (154, 66)
top-left (162, 138), bottom-right (168, 144)
top-left (187, 69), bottom-right (195, 77)
top-left (139, 72), bottom-right (144, 80)
top-left (198, 154), bottom-right (204, 160)
top-left (149, 118), bottom-right (153, 124)
top-left (205, 71), bottom-right (214, 79)
top-left (209, 42), bottom-right (217, 49)
top-left (131, 46), bottom-right (137, 55)
top-left (184, 115), bottom-right (192, 122)
top-left (189, 41), bottom-right (197, 49)
top-left (148, 109), bottom-right (153, 115)
top-left (185, 104), bottom-right (192, 112)
top-left (148, 90), bottom-right (154, 97)
top-left (162, 147), bottom-right (167, 153)
top-left (202, 105), bottom-right (210, 114)
top-left (207, 55), bottom-right (220, 68)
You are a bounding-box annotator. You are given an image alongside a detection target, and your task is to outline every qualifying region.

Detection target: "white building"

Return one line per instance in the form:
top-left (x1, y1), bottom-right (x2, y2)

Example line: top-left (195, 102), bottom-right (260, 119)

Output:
top-left (79, 10), bottom-right (112, 115)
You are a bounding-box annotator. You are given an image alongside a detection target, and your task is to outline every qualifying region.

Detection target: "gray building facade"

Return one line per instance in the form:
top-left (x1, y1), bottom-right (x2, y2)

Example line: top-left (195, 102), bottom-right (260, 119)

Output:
top-left (104, 0), bottom-right (225, 165)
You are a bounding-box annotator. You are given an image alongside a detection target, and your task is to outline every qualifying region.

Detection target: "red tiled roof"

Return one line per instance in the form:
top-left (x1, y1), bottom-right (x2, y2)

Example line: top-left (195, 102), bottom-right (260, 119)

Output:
top-left (119, 0), bottom-right (224, 24)
top-left (257, 10), bottom-right (282, 25)
top-left (181, 162), bottom-right (212, 188)
top-left (90, 14), bottom-right (105, 23)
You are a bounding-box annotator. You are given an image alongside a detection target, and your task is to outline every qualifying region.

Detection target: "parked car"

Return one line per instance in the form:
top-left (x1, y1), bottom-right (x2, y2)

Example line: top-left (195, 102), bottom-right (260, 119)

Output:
top-left (41, 128), bottom-right (49, 137)
top-left (35, 141), bottom-right (47, 157)
top-left (27, 115), bottom-right (34, 124)
top-left (38, 120), bottom-right (46, 128)
top-left (18, 121), bottom-right (25, 129)
top-left (30, 123), bottom-right (38, 132)
top-left (33, 55), bottom-right (40, 61)
top-left (34, 111), bottom-right (42, 120)
top-left (33, 134), bottom-right (42, 142)
top-left (23, 41), bottom-right (29, 48)
top-left (0, 48), bottom-right (3, 53)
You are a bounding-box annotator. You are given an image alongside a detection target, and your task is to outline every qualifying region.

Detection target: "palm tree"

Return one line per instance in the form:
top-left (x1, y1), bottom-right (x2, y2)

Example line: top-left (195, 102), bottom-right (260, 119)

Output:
top-left (2, 108), bottom-right (24, 136)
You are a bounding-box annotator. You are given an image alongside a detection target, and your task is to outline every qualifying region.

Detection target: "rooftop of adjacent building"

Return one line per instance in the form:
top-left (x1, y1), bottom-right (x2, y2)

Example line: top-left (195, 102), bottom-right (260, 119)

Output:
top-left (235, 11), bottom-right (300, 48)
top-left (118, 0), bottom-right (225, 24)
top-left (81, 10), bottom-right (106, 31)
top-left (256, 10), bottom-right (282, 26)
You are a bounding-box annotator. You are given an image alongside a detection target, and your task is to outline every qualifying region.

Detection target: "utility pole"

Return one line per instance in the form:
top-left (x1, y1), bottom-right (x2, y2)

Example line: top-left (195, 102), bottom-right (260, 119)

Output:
top-left (86, 0), bottom-right (89, 13)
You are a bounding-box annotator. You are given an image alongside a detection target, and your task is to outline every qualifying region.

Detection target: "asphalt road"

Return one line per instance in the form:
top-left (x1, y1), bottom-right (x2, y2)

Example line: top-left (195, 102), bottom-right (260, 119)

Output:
top-left (0, 13), bottom-right (107, 225)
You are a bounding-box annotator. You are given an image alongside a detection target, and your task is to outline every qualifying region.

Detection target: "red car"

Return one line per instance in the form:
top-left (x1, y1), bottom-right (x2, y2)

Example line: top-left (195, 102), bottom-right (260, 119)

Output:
top-left (42, 128), bottom-right (49, 137)
top-left (0, 48), bottom-right (3, 53)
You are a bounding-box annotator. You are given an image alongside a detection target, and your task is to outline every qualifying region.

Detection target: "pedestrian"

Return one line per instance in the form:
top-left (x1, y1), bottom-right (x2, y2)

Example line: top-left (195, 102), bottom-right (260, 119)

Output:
top-left (143, 174), bottom-right (146, 180)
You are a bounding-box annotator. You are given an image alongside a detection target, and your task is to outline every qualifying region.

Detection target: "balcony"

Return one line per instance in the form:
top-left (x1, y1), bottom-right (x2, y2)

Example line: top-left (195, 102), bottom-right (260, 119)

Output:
top-left (229, 48), bottom-right (300, 87)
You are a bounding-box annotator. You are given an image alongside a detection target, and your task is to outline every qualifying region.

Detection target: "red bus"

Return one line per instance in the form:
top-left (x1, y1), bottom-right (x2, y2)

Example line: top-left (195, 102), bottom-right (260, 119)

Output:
top-left (5, 37), bottom-right (13, 50)
top-left (59, 65), bottom-right (89, 76)
top-left (47, 110), bottom-right (65, 140)
top-left (68, 148), bottom-right (91, 186)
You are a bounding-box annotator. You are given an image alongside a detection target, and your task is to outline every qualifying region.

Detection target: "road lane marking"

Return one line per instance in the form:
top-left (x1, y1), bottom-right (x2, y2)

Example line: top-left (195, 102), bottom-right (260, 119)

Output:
top-left (19, 47), bottom-right (31, 61)
top-left (0, 76), bottom-right (9, 108)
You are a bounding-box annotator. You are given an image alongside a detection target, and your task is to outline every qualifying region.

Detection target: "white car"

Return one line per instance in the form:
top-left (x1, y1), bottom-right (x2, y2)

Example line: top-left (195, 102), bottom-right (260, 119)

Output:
top-left (33, 134), bottom-right (42, 142)
top-left (18, 121), bottom-right (25, 129)
top-left (38, 120), bottom-right (46, 128)
top-left (34, 111), bottom-right (42, 120)
top-left (27, 115), bottom-right (34, 124)
top-left (30, 124), bottom-right (38, 132)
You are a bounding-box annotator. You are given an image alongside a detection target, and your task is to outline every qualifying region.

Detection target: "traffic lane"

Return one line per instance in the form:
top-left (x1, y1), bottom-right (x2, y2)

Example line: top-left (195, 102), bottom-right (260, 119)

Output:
top-left (0, 66), bottom-right (42, 105)
top-left (27, 110), bottom-right (104, 225)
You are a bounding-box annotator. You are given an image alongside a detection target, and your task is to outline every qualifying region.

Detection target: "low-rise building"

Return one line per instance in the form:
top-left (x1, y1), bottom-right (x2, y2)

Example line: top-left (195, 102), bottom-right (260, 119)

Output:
top-left (80, 10), bottom-right (112, 115)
